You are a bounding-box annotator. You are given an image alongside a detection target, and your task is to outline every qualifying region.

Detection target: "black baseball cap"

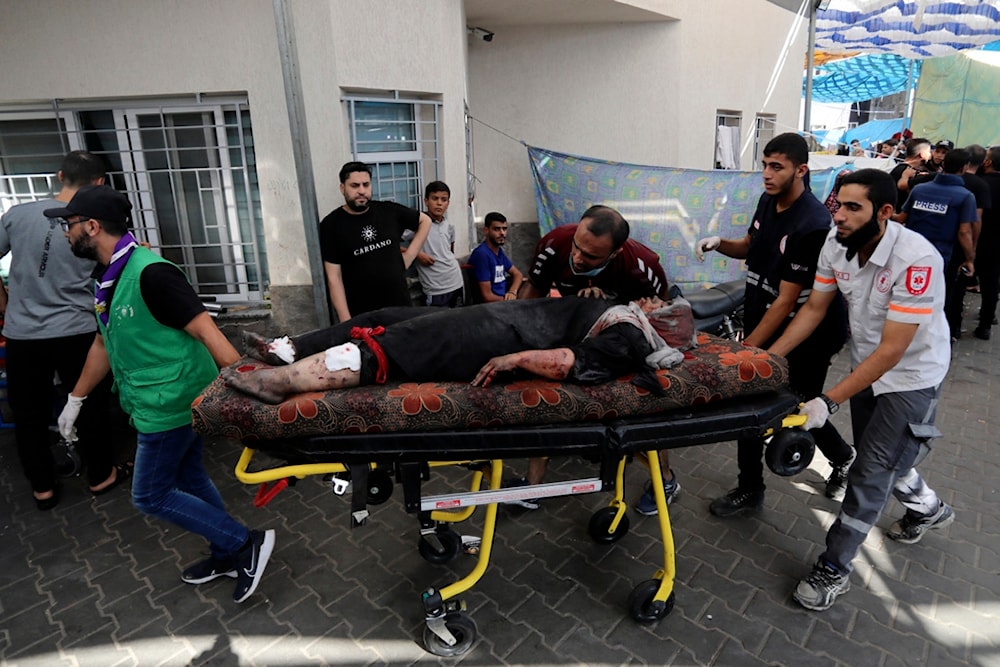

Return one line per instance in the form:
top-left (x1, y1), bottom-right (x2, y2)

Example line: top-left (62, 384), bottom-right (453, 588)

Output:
top-left (44, 185), bottom-right (132, 224)
top-left (935, 140), bottom-right (954, 150)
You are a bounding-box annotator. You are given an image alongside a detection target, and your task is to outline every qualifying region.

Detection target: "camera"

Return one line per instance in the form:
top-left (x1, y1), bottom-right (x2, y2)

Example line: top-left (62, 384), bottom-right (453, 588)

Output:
top-left (469, 27), bottom-right (494, 42)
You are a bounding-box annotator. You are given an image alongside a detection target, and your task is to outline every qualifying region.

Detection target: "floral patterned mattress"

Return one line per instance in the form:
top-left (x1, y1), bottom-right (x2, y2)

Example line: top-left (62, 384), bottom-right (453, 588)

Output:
top-left (191, 333), bottom-right (789, 443)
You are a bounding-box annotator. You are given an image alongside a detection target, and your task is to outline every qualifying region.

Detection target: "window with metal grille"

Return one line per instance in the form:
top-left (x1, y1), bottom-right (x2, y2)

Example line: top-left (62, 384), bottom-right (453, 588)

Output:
top-left (753, 114), bottom-right (778, 168)
top-left (0, 95), bottom-right (267, 303)
top-left (343, 94), bottom-right (441, 209)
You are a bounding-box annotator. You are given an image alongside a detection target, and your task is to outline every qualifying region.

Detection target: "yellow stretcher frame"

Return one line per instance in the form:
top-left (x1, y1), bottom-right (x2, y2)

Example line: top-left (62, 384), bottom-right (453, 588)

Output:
top-left (232, 411), bottom-right (811, 656)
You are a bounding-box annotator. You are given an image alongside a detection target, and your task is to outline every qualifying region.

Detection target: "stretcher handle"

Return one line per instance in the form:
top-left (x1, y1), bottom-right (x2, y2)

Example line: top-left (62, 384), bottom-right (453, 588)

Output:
top-left (763, 411), bottom-right (809, 438)
top-left (254, 478), bottom-right (289, 507)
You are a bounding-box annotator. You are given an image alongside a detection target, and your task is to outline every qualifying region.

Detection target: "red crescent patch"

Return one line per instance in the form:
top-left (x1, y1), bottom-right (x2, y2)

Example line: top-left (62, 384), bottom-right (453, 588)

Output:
top-left (906, 266), bottom-right (931, 295)
top-left (876, 268), bottom-right (892, 293)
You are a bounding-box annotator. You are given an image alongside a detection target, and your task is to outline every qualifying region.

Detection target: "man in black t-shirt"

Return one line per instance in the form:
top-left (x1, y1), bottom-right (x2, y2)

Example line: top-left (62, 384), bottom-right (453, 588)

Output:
top-left (890, 139), bottom-right (932, 210)
top-left (974, 146), bottom-right (1000, 340)
top-left (320, 162), bottom-right (431, 322)
top-left (697, 133), bottom-right (854, 515)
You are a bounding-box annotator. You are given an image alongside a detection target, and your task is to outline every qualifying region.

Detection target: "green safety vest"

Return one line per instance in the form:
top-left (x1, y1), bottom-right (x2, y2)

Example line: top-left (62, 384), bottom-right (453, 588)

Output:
top-left (98, 247), bottom-right (218, 433)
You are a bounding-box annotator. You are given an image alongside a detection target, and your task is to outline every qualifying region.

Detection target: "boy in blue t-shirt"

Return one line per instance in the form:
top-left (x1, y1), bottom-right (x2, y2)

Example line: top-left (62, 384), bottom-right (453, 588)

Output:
top-left (468, 212), bottom-right (524, 302)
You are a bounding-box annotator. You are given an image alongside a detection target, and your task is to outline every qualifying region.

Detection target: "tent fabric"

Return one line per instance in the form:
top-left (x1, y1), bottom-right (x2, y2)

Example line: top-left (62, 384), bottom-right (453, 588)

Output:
top-left (808, 53), bottom-right (920, 102)
top-left (526, 146), bottom-right (843, 291)
top-left (910, 49), bottom-right (1000, 147)
top-left (816, 0), bottom-right (1000, 60)
top-left (840, 117), bottom-right (910, 146)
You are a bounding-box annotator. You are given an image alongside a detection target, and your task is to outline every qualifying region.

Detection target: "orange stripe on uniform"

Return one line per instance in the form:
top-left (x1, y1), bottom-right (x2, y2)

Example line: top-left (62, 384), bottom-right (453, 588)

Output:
top-left (889, 303), bottom-right (932, 315)
top-left (815, 275), bottom-right (836, 285)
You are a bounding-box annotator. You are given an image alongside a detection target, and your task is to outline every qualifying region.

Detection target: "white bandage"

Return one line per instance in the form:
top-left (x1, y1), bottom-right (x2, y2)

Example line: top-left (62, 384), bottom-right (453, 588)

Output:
top-left (324, 342), bottom-right (361, 372)
top-left (267, 336), bottom-right (296, 364)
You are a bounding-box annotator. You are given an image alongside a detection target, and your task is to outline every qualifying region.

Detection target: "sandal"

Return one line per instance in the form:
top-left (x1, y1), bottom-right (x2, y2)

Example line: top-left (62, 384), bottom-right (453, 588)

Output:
top-left (35, 486), bottom-right (60, 511)
top-left (91, 462), bottom-right (134, 497)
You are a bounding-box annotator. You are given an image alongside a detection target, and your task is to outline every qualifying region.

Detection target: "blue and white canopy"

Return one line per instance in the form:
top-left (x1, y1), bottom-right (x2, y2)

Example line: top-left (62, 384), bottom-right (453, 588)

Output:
top-left (809, 53), bottom-right (921, 102)
top-left (816, 0), bottom-right (1000, 60)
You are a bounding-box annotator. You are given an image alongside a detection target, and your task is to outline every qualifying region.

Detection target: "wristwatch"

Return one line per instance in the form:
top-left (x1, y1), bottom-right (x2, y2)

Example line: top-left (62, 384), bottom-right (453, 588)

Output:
top-left (819, 393), bottom-right (839, 415)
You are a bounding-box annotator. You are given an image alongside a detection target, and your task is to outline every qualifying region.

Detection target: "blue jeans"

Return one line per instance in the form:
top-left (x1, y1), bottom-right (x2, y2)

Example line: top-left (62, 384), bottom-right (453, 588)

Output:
top-left (132, 424), bottom-right (248, 559)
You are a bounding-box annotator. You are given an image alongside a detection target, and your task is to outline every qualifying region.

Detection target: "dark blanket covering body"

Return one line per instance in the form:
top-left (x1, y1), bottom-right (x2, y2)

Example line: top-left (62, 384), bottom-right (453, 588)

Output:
top-left (293, 298), bottom-right (614, 381)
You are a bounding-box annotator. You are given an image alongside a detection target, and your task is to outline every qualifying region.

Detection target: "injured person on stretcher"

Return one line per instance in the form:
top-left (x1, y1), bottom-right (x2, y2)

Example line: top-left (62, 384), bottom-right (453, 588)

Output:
top-left (227, 296), bottom-right (696, 405)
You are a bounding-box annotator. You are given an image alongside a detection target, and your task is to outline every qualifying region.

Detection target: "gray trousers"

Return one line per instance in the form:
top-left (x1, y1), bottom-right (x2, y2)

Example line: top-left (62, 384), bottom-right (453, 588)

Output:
top-left (820, 384), bottom-right (943, 574)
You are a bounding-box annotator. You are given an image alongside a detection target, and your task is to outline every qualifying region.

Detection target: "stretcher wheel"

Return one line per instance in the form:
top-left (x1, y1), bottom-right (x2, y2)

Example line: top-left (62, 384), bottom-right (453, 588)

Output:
top-left (52, 438), bottom-right (82, 478)
top-left (366, 469), bottom-right (393, 505)
top-left (588, 507), bottom-right (630, 544)
top-left (627, 579), bottom-right (675, 624)
top-left (422, 611), bottom-right (477, 656)
top-left (765, 429), bottom-right (816, 477)
top-left (418, 528), bottom-right (463, 564)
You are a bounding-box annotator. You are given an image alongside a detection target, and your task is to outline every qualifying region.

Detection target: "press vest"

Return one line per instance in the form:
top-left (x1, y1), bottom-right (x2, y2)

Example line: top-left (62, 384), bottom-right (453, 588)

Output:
top-left (98, 247), bottom-right (218, 433)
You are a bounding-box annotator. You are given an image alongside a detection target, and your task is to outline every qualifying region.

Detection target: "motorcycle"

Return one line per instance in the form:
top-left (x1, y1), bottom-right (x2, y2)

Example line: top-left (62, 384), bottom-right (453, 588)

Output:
top-left (680, 279), bottom-right (745, 341)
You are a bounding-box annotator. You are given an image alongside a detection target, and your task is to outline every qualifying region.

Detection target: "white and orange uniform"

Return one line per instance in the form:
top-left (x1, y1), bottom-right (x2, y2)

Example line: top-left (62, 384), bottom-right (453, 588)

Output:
top-left (812, 220), bottom-right (950, 393)
top-left (808, 220), bottom-right (952, 576)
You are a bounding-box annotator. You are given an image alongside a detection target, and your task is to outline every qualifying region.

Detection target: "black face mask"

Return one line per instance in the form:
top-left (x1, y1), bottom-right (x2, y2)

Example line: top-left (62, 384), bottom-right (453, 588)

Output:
top-left (835, 212), bottom-right (881, 260)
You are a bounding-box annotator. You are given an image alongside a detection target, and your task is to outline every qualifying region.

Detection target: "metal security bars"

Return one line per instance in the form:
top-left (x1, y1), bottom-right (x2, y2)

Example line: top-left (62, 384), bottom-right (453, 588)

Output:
top-left (0, 96), bottom-right (267, 303)
top-left (344, 94), bottom-right (442, 210)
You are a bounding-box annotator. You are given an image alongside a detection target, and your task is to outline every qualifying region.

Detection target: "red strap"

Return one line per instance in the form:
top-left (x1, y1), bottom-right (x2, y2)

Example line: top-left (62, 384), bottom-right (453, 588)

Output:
top-left (350, 325), bottom-right (389, 384)
top-left (253, 479), bottom-right (289, 507)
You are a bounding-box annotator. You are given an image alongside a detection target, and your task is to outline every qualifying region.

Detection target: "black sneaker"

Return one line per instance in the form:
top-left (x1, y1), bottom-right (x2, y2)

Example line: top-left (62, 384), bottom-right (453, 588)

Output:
top-left (709, 487), bottom-right (763, 518)
top-left (793, 560), bottom-right (850, 611)
top-left (886, 503), bottom-right (954, 544)
top-left (824, 447), bottom-right (856, 501)
top-left (974, 327), bottom-right (991, 341)
top-left (233, 529), bottom-right (276, 603)
top-left (181, 556), bottom-right (238, 584)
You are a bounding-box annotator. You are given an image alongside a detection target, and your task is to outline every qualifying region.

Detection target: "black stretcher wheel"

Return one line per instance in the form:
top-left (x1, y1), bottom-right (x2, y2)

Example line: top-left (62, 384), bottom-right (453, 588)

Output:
top-left (765, 429), bottom-right (816, 477)
top-left (52, 438), bottom-right (82, 478)
top-left (628, 579), bottom-right (675, 624)
top-left (418, 528), bottom-right (463, 564)
top-left (423, 612), bottom-right (477, 657)
top-left (588, 506), bottom-right (630, 544)
top-left (366, 469), bottom-right (393, 505)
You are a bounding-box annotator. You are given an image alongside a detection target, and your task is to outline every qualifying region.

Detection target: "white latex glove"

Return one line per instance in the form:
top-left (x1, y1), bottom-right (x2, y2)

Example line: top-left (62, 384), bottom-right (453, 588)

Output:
top-left (798, 397), bottom-right (830, 431)
top-left (58, 394), bottom-right (86, 442)
top-left (695, 236), bottom-right (721, 262)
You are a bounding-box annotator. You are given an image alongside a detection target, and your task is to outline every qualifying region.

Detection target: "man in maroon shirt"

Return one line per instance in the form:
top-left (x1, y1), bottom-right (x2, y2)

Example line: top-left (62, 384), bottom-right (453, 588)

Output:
top-left (517, 205), bottom-right (677, 514)
top-left (520, 205), bottom-right (668, 302)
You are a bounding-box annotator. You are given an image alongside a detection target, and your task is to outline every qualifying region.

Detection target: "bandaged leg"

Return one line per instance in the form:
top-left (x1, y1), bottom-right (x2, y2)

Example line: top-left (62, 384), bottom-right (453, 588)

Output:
top-left (222, 345), bottom-right (363, 404)
top-left (242, 331), bottom-right (297, 365)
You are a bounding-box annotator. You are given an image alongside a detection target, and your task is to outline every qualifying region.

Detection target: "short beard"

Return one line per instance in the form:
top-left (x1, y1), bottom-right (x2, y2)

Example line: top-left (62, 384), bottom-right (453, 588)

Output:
top-left (71, 235), bottom-right (99, 261)
top-left (835, 213), bottom-right (881, 260)
top-left (345, 198), bottom-right (369, 213)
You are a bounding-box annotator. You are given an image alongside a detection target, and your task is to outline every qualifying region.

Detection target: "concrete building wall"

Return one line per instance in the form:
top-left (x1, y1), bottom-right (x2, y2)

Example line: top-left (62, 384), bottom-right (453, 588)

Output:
top-left (1, 0), bottom-right (471, 333)
top-left (466, 0), bottom-right (806, 230)
top-left (2, 0), bottom-right (804, 331)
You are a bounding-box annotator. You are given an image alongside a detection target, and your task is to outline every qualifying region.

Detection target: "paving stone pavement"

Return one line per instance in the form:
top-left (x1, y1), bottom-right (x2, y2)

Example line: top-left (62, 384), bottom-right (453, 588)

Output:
top-left (1, 303), bottom-right (999, 666)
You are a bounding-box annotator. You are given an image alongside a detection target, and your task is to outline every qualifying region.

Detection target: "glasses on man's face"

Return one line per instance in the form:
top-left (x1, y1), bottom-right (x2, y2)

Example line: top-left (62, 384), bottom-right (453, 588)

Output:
top-left (59, 217), bottom-right (88, 232)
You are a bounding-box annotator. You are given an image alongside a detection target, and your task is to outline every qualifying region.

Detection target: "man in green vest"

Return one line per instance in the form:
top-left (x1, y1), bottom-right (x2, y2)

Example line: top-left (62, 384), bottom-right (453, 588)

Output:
top-left (47, 185), bottom-right (275, 604)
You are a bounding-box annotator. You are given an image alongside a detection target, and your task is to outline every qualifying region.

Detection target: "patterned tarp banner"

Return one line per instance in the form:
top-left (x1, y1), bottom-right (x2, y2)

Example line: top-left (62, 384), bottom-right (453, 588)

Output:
top-left (527, 146), bottom-right (846, 293)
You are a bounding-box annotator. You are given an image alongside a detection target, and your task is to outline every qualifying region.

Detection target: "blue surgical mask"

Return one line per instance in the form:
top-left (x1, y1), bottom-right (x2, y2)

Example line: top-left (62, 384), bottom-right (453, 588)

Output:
top-left (569, 254), bottom-right (610, 277)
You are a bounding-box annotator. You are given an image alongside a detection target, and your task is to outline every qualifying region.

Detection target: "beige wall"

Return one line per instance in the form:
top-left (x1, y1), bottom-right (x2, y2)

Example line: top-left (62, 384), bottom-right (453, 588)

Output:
top-left (2, 0), bottom-right (803, 326)
top-left (466, 0), bottom-right (806, 224)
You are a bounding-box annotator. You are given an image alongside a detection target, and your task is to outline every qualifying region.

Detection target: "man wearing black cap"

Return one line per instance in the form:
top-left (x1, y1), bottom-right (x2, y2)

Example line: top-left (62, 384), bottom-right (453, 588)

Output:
top-left (927, 140), bottom-right (953, 172)
top-left (0, 151), bottom-right (129, 510)
top-left (47, 185), bottom-right (276, 604)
